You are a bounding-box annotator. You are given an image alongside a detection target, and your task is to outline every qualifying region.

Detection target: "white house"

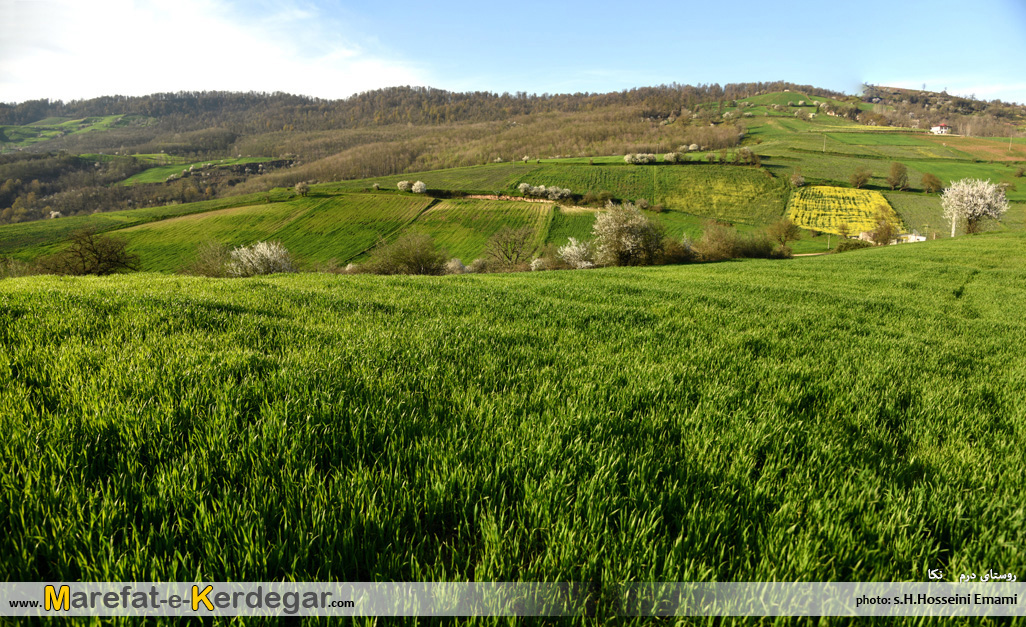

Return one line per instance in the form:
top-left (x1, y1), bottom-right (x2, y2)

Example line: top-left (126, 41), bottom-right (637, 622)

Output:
top-left (896, 232), bottom-right (927, 244)
top-left (930, 123), bottom-right (951, 135)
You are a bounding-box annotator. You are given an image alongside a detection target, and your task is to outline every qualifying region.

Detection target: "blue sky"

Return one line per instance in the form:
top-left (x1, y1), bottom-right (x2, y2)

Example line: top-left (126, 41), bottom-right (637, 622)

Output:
top-left (2, 0), bottom-right (1025, 104)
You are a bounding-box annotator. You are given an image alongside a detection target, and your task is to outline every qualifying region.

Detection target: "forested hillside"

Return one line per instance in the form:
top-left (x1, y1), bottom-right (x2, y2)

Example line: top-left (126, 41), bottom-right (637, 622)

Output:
top-left (1, 82), bottom-right (1023, 227)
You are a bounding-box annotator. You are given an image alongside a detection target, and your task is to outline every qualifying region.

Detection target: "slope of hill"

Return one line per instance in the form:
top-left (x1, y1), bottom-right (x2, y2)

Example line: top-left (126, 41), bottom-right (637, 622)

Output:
top-left (2, 233), bottom-right (1024, 596)
top-left (1, 84), bottom-right (1024, 271)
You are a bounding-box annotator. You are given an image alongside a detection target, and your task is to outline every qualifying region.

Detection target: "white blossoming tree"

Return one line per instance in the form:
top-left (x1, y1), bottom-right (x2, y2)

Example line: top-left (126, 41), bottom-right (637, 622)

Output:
top-left (557, 237), bottom-right (594, 269)
top-left (592, 201), bottom-right (662, 266)
top-left (941, 178), bottom-right (1009, 236)
top-left (226, 241), bottom-right (296, 277)
top-left (411, 181), bottom-right (427, 194)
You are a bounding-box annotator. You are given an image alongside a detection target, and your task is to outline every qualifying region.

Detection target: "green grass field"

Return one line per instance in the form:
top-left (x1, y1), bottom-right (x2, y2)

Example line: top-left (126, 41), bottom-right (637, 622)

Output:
top-left (406, 198), bottom-right (552, 262)
top-left (2, 233), bottom-right (1025, 623)
top-left (120, 157), bottom-right (275, 185)
top-left (119, 193), bottom-right (436, 270)
top-left (0, 191), bottom-right (296, 260)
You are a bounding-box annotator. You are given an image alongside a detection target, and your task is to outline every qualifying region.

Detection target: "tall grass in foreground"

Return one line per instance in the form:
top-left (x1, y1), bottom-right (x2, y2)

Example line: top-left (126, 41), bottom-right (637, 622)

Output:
top-left (1, 234), bottom-right (1025, 625)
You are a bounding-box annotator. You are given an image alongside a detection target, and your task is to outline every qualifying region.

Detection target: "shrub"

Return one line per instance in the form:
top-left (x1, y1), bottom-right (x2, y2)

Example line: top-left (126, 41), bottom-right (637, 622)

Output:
top-left (226, 241), bottom-right (296, 277)
top-left (411, 181), bottom-right (427, 194)
top-left (444, 258), bottom-right (468, 274)
top-left (624, 153), bottom-right (657, 164)
top-left (518, 183), bottom-right (572, 200)
top-left (790, 168), bottom-right (805, 188)
top-left (1015, 166), bottom-right (1025, 178)
top-left (0, 255), bottom-right (35, 279)
top-left (886, 162), bottom-right (908, 191)
top-left (592, 201), bottom-right (663, 266)
top-left (695, 221), bottom-right (774, 261)
top-left (734, 233), bottom-right (775, 259)
top-left (372, 183), bottom-right (380, 191)
top-left (468, 258), bottom-right (491, 273)
top-left (294, 181), bottom-right (309, 197)
top-left (664, 152), bottom-right (680, 164)
top-left (850, 167), bottom-right (872, 189)
top-left (397, 180), bottom-right (413, 192)
top-left (921, 173), bottom-right (943, 193)
top-left (42, 229), bottom-right (141, 276)
top-left (532, 243), bottom-right (568, 271)
top-left (658, 237), bottom-right (696, 265)
top-left (365, 232), bottom-right (448, 275)
top-left (557, 237), bottom-right (595, 269)
top-left (185, 241), bottom-right (231, 277)
top-left (834, 239), bottom-right (873, 253)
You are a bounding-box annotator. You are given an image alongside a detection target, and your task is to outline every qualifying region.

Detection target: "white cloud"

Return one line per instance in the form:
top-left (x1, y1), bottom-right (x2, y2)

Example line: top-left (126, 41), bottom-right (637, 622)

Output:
top-left (0, 0), bottom-right (429, 102)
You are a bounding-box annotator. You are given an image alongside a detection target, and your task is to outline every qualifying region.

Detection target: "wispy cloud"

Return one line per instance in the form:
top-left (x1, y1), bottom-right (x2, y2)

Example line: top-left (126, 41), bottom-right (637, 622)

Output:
top-left (0, 0), bottom-right (430, 102)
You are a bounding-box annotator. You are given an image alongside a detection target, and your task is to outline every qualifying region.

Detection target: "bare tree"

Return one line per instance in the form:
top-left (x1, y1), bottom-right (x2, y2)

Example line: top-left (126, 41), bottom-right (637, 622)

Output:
top-left (43, 229), bottom-right (140, 275)
top-left (485, 226), bottom-right (533, 267)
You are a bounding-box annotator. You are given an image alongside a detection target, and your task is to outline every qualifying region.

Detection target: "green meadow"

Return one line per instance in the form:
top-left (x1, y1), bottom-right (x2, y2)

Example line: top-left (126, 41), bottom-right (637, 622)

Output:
top-left (2, 233), bottom-right (1025, 623)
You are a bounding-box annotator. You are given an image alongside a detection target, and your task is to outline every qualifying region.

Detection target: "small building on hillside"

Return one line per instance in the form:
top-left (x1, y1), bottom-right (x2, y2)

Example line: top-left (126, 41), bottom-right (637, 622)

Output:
top-left (930, 123), bottom-right (951, 135)
top-left (896, 232), bottom-right (927, 244)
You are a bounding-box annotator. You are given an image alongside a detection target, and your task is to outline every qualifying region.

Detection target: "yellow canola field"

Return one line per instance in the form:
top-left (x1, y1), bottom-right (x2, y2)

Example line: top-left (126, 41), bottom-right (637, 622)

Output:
top-left (786, 186), bottom-right (905, 235)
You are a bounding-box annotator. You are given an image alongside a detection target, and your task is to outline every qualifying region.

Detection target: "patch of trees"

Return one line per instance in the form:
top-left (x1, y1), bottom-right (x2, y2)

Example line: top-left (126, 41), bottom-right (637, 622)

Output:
top-left (0, 153), bottom-right (146, 224)
top-left (517, 183), bottom-right (572, 200)
top-left (40, 230), bottom-right (140, 275)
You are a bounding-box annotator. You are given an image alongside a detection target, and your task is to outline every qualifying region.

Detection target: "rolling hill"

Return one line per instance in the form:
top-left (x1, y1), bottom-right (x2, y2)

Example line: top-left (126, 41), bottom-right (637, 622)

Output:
top-left (3, 84), bottom-right (1026, 620)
